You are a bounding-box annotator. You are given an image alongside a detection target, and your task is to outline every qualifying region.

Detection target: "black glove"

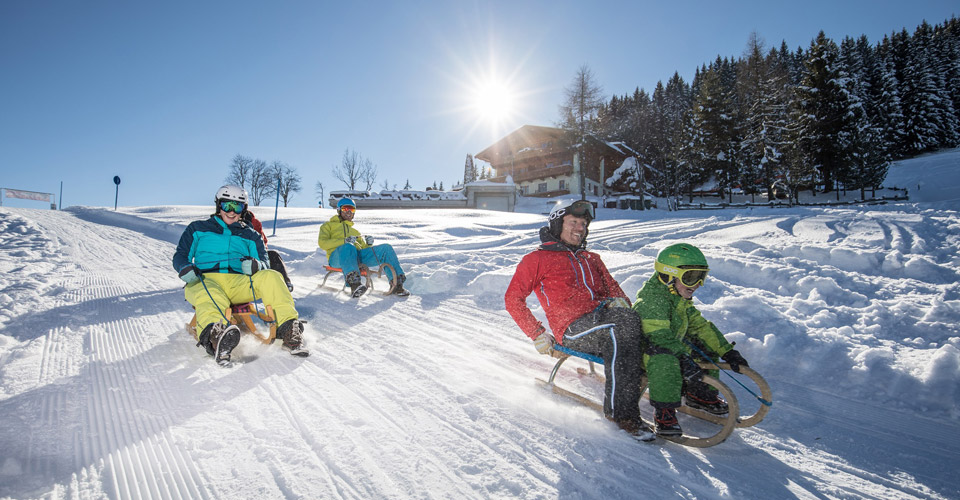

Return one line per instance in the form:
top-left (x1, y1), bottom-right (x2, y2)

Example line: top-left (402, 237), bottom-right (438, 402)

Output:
top-left (241, 257), bottom-right (260, 275)
top-left (679, 355), bottom-right (704, 382)
top-left (721, 349), bottom-right (748, 373)
top-left (178, 264), bottom-right (201, 285)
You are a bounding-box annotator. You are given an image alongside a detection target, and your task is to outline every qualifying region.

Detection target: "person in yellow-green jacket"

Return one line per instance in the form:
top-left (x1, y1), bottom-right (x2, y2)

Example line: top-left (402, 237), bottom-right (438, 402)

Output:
top-left (632, 243), bottom-right (749, 436)
top-left (317, 197), bottom-right (408, 298)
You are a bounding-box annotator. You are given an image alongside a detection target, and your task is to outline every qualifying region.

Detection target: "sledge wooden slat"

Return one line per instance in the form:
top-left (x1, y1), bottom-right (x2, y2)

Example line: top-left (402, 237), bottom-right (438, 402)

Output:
top-left (539, 348), bottom-right (768, 448)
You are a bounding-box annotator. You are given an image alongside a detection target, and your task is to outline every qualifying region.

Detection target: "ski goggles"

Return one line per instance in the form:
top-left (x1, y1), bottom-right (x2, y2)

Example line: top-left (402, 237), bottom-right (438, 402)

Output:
top-left (339, 205), bottom-right (356, 214)
top-left (219, 200), bottom-right (246, 214)
top-left (551, 200), bottom-right (595, 221)
top-left (677, 268), bottom-right (709, 287)
top-left (655, 262), bottom-right (709, 287)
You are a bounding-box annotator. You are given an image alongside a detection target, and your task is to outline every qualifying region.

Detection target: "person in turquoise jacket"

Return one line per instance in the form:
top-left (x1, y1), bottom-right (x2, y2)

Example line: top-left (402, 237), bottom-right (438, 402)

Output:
top-left (632, 243), bottom-right (749, 436)
top-left (317, 197), bottom-right (408, 298)
top-left (173, 185), bottom-right (308, 365)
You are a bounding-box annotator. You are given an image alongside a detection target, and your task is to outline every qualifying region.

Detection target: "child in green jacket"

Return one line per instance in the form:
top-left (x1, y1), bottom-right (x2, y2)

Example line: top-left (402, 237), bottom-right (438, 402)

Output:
top-left (632, 243), bottom-right (748, 436)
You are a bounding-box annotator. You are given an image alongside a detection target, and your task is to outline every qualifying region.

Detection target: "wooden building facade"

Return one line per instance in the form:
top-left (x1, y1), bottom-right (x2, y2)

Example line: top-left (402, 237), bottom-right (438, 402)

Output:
top-left (475, 125), bottom-right (636, 198)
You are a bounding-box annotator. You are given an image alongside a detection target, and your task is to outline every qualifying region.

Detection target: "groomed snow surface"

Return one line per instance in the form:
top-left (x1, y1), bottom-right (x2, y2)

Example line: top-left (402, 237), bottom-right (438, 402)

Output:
top-left (1, 150), bottom-right (959, 499)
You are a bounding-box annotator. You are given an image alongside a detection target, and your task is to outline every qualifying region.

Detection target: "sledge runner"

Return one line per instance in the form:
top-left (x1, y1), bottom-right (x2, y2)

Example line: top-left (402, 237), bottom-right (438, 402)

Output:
top-left (505, 201), bottom-right (653, 441)
top-left (173, 185), bottom-right (309, 365)
top-left (633, 243), bottom-right (749, 436)
top-left (317, 197), bottom-right (409, 298)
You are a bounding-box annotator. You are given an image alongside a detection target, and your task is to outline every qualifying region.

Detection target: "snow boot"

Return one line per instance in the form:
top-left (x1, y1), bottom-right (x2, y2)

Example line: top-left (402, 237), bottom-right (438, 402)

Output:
top-left (196, 323), bottom-right (217, 356)
top-left (685, 389), bottom-right (729, 415)
top-left (392, 274), bottom-right (410, 297)
top-left (654, 407), bottom-right (682, 437)
top-left (210, 323), bottom-right (241, 366)
top-left (277, 318), bottom-right (310, 357)
top-left (350, 283), bottom-right (367, 298)
top-left (613, 417), bottom-right (656, 442)
top-left (345, 271), bottom-right (367, 298)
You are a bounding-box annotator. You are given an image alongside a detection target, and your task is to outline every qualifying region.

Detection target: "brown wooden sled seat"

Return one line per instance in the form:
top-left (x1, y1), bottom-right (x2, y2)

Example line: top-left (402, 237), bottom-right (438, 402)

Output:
top-left (320, 263), bottom-right (396, 294)
top-left (186, 300), bottom-right (277, 344)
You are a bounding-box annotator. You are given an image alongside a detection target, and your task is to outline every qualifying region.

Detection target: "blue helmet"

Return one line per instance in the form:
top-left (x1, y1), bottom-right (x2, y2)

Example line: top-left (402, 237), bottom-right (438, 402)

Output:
top-left (336, 197), bottom-right (356, 211)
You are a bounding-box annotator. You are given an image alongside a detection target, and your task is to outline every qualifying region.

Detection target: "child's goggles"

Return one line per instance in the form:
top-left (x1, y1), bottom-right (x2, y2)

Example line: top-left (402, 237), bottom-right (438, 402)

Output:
top-left (655, 262), bottom-right (709, 287)
top-left (339, 206), bottom-right (356, 213)
top-left (219, 200), bottom-right (246, 214)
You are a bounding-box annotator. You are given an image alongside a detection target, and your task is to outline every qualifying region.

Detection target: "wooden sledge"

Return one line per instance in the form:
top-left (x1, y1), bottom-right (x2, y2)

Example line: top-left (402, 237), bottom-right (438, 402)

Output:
top-left (320, 263), bottom-right (397, 296)
top-left (186, 300), bottom-right (278, 344)
top-left (536, 344), bottom-right (772, 448)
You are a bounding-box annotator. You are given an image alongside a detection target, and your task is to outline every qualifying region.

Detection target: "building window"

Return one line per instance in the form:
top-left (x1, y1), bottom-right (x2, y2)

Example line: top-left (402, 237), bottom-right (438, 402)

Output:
top-left (546, 162), bottom-right (554, 168)
top-left (521, 185), bottom-right (529, 195)
top-left (537, 183), bottom-right (547, 193)
top-left (559, 180), bottom-right (566, 190)
top-left (562, 159), bottom-right (572, 166)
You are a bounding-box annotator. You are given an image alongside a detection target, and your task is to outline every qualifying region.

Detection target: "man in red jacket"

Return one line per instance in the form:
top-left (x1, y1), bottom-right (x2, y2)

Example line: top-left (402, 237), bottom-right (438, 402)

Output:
top-left (505, 200), bottom-right (650, 440)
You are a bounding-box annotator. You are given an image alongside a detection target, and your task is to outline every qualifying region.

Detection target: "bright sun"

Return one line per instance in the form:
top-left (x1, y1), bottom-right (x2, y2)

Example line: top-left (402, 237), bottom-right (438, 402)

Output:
top-left (472, 80), bottom-right (516, 125)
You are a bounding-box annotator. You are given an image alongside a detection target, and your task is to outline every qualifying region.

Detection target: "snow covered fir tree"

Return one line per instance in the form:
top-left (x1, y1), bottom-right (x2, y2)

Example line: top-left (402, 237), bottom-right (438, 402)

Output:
top-left (600, 17), bottom-right (960, 204)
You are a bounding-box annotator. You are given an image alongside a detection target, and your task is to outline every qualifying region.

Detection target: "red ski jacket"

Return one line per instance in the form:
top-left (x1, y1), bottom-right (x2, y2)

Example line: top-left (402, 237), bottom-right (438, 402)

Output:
top-left (505, 229), bottom-right (629, 343)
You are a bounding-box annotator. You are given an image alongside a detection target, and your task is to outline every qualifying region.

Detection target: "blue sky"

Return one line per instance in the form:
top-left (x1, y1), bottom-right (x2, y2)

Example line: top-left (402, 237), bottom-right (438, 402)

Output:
top-left (1, 1), bottom-right (956, 209)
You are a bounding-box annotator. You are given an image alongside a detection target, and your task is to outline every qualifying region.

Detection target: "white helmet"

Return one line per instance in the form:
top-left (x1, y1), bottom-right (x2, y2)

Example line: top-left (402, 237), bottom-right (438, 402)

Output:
top-left (215, 185), bottom-right (248, 204)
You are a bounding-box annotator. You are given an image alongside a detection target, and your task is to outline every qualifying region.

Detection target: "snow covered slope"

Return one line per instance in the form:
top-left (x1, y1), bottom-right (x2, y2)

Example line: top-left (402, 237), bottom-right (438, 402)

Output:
top-left (1, 151), bottom-right (959, 499)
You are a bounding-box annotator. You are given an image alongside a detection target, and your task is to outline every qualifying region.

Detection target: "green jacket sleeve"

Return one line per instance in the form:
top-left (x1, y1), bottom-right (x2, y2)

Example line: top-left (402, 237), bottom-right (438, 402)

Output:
top-left (685, 306), bottom-right (733, 356)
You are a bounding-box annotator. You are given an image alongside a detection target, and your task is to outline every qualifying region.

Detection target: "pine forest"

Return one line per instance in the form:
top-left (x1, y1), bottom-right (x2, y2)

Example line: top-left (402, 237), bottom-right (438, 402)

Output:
top-left (599, 17), bottom-right (960, 203)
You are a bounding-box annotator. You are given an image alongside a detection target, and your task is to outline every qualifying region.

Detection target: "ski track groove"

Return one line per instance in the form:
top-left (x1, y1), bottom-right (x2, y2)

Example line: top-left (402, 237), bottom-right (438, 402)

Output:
top-left (115, 318), bottom-right (190, 500)
top-left (62, 269), bottom-right (209, 500)
top-left (301, 352), bottom-right (494, 499)
top-left (302, 324), bottom-right (532, 495)
top-left (259, 360), bottom-right (416, 499)
top-left (766, 381), bottom-right (957, 499)
top-left (94, 321), bottom-right (152, 499)
top-left (310, 301), bottom-right (577, 495)
top-left (113, 319), bottom-right (209, 500)
top-left (282, 362), bottom-right (419, 498)
top-left (258, 369), bottom-right (363, 500)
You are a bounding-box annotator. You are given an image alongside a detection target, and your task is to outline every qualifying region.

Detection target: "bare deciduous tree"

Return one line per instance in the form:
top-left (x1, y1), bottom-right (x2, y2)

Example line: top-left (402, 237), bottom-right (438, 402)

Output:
top-left (248, 159), bottom-right (272, 206)
top-left (362, 161), bottom-right (378, 191)
top-left (558, 65), bottom-right (605, 199)
top-left (277, 164), bottom-right (302, 207)
top-left (225, 154), bottom-right (254, 188)
top-left (333, 148), bottom-right (377, 191)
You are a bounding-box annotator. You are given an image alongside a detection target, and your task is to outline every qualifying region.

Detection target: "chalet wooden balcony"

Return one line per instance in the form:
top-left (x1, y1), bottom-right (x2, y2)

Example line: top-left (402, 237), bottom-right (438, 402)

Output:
top-left (494, 164), bottom-right (574, 184)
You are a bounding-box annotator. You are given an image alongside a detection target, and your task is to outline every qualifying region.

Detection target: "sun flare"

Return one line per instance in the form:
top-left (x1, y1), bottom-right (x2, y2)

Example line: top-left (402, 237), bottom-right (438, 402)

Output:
top-left (473, 80), bottom-right (516, 124)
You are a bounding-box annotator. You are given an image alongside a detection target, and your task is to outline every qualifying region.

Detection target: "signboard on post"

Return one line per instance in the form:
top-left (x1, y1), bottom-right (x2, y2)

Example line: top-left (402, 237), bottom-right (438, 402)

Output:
top-left (113, 176), bottom-right (121, 210)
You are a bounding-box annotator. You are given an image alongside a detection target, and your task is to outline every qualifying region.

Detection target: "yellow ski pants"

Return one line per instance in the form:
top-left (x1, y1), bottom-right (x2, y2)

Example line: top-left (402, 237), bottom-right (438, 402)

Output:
top-left (185, 270), bottom-right (297, 338)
